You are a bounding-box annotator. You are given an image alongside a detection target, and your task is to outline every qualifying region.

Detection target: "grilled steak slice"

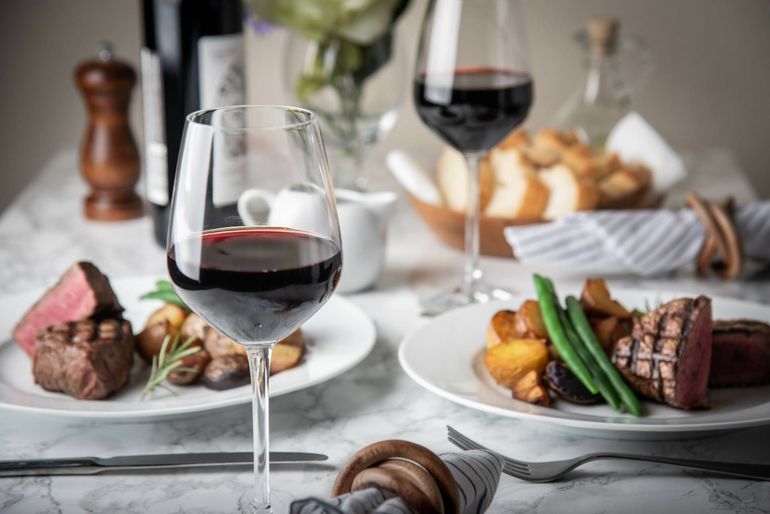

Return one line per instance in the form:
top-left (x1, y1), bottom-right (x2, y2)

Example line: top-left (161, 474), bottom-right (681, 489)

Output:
top-left (32, 319), bottom-right (134, 400)
top-left (710, 320), bottom-right (770, 387)
top-left (13, 262), bottom-right (123, 357)
top-left (612, 296), bottom-right (712, 410)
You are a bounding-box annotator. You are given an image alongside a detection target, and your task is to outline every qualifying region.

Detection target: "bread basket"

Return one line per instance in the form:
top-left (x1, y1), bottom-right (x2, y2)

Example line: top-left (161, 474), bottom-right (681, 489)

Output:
top-left (408, 192), bottom-right (663, 259)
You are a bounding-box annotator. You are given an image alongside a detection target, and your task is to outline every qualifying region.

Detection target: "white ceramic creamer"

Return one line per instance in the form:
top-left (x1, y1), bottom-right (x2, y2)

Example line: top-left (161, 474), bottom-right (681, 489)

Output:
top-left (237, 186), bottom-right (396, 293)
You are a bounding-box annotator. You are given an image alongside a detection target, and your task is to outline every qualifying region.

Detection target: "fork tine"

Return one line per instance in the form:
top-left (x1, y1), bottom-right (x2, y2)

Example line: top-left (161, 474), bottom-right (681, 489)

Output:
top-left (447, 426), bottom-right (532, 475)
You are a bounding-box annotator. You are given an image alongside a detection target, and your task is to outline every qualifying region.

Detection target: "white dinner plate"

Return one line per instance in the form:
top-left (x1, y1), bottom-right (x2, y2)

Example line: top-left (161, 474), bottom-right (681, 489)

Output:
top-left (0, 276), bottom-right (375, 420)
top-left (399, 289), bottom-right (770, 439)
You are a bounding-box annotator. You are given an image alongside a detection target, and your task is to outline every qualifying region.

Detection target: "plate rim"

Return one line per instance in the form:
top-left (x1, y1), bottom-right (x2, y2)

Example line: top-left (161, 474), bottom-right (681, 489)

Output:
top-left (398, 289), bottom-right (770, 434)
top-left (0, 277), bottom-right (375, 420)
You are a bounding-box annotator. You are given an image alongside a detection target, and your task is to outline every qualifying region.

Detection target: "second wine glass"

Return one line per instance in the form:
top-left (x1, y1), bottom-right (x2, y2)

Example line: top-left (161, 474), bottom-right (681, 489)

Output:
top-left (414, 0), bottom-right (533, 314)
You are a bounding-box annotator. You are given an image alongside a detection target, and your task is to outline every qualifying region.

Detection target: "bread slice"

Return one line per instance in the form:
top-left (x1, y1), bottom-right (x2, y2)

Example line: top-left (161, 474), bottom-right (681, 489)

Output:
top-left (498, 129), bottom-right (531, 150)
top-left (561, 144), bottom-right (595, 177)
top-left (592, 152), bottom-right (622, 180)
top-left (484, 148), bottom-right (549, 220)
top-left (436, 146), bottom-right (494, 212)
top-left (540, 164), bottom-right (600, 220)
top-left (533, 129), bottom-right (576, 155)
top-left (598, 165), bottom-right (652, 209)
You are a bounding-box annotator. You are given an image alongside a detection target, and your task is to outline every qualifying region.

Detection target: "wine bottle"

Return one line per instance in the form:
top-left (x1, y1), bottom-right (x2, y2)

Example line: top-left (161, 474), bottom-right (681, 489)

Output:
top-left (140, 0), bottom-right (245, 246)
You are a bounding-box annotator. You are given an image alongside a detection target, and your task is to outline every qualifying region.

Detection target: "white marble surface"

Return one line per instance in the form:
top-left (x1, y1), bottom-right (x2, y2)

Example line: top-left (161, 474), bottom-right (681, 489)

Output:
top-left (1, 149), bottom-right (769, 513)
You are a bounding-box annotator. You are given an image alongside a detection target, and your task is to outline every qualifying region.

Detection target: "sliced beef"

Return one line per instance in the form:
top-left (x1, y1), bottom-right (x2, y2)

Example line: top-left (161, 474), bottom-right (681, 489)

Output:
top-left (32, 319), bottom-right (134, 400)
top-left (13, 262), bottom-right (123, 357)
top-left (612, 296), bottom-right (712, 410)
top-left (710, 320), bottom-right (770, 387)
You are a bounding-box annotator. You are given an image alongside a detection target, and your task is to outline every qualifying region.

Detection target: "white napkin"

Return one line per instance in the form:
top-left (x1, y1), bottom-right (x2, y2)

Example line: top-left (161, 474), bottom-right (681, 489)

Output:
top-left (289, 449), bottom-right (503, 514)
top-left (606, 112), bottom-right (687, 193)
top-left (503, 202), bottom-right (770, 276)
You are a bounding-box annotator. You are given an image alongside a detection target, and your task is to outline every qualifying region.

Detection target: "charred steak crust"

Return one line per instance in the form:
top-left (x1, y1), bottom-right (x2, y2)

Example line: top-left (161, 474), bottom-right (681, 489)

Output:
top-left (612, 296), bottom-right (712, 410)
top-left (12, 262), bottom-right (124, 357)
top-left (710, 320), bottom-right (770, 387)
top-left (32, 319), bottom-right (134, 400)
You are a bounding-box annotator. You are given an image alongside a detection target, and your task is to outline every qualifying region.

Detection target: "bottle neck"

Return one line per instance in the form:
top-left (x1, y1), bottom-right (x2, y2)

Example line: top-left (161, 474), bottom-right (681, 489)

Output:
top-left (581, 53), bottom-right (628, 107)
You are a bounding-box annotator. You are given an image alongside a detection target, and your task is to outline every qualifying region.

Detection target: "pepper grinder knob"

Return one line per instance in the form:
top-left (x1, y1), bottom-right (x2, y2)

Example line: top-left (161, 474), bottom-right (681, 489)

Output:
top-left (75, 42), bottom-right (143, 221)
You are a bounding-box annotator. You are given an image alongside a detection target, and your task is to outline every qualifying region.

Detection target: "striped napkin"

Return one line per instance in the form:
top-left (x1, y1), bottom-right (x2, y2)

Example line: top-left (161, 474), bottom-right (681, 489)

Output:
top-left (503, 202), bottom-right (770, 276)
top-left (290, 450), bottom-right (503, 514)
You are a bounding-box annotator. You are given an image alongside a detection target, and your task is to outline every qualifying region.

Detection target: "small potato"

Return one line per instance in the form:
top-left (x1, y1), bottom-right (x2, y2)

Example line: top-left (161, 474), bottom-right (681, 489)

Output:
top-left (271, 329), bottom-right (304, 375)
top-left (179, 313), bottom-right (208, 341)
top-left (513, 300), bottom-right (547, 339)
top-left (512, 369), bottom-right (551, 406)
top-left (202, 356), bottom-right (250, 390)
top-left (168, 349), bottom-right (211, 385)
top-left (484, 339), bottom-right (549, 390)
top-left (146, 304), bottom-right (188, 332)
top-left (580, 278), bottom-right (631, 319)
top-left (590, 316), bottom-right (631, 354)
top-left (486, 310), bottom-right (519, 349)
top-left (204, 329), bottom-right (246, 359)
top-left (136, 320), bottom-right (172, 363)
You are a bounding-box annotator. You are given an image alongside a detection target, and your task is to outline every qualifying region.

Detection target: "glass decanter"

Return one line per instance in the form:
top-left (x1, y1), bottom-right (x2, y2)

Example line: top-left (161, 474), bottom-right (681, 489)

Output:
top-left (553, 17), bottom-right (652, 149)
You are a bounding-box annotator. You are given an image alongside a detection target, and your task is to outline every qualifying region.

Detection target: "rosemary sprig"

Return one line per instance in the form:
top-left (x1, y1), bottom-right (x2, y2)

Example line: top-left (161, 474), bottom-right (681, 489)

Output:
top-left (140, 279), bottom-right (189, 310)
top-left (141, 333), bottom-right (200, 399)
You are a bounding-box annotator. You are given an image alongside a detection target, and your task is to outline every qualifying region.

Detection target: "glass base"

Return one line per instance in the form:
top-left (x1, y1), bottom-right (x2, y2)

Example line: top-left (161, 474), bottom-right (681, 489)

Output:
top-left (249, 502), bottom-right (272, 514)
top-left (420, 283), bottom-right (513, 316)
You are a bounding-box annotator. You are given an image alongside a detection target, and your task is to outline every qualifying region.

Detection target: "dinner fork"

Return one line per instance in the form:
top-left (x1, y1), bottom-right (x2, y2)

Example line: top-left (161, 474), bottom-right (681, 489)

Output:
top-left (447, 426), bottom-right (770, 482)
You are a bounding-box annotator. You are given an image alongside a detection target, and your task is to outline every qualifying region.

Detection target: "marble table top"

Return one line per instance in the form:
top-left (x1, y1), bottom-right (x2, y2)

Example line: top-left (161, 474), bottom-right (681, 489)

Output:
top-left (0, 149), bottom-right (768, 513)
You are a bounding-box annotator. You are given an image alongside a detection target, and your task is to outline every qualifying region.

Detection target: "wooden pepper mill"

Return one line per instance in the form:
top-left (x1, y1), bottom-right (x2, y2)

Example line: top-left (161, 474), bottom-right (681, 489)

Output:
top-left (75, 42), bottom-right (143, 221)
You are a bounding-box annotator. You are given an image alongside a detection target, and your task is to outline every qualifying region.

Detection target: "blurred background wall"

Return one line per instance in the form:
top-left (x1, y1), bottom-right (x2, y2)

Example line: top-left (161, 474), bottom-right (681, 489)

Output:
top-left (1, 0), bottom-right (769, 211)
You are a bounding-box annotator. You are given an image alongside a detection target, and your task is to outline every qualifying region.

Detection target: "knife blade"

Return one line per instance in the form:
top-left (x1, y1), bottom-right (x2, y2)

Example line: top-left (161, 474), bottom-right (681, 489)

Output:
top-left (0, 452), bottom-right (328, 477)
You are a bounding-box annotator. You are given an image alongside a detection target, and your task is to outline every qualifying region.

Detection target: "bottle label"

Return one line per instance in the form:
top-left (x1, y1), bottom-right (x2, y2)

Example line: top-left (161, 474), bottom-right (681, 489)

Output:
top-left (199, 33), bottom-right (247, 207)
top-left (140, 47), bottom-right (169, 206)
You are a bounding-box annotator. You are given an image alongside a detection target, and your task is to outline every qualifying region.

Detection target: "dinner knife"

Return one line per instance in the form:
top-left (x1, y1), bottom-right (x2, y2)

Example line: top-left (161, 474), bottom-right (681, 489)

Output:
top-left (0, 452), bottom-right (328, 477)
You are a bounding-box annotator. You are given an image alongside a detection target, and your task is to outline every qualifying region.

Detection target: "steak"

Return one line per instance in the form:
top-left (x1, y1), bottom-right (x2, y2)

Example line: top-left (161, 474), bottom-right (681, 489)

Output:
top-left (709, 320), bottom-right (770, 387)
top-left (32, 319), bottom-right (134, 400)
top-left (13, 262), bottom-right (123, 357)
top-left (612, 296), bottom-right (712, 410)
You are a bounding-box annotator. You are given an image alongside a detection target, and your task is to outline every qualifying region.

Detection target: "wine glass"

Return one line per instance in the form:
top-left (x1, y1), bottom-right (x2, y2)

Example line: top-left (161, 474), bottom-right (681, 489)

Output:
top-left (167, 105), bottom-right (342, 512)
top-left (414, 0), bottom-right (533, 314)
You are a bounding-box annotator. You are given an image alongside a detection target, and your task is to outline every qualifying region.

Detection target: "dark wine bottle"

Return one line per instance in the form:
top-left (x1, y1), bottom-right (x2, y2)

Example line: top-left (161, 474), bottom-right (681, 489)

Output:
top-left (140, 0), bottom-right (245, 247)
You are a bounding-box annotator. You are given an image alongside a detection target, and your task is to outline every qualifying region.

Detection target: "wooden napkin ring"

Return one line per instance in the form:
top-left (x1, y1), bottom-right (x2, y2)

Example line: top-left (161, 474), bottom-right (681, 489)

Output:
top-left (687, 193), bottom-right (744, 279)
top-left (332, 439), bottom-right (460, 514)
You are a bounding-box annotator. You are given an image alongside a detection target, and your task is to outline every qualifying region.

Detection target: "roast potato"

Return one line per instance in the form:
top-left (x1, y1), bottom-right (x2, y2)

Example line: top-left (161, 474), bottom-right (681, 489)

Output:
top-left (167, 349), bottom-right (211, 385)
top-left (271, 329), bottom-right (304, 375)
top-left (590, 315), bottom-right (631, 354)
top-left (486, 310), bottom-right (519, 349)
top-left (513, 300), bottom-right (547, 339)
top-left (179, 313), bottom-right (208, 341)
top-left (137, 304), bottom-right (191, 362)
top-left (136, 320), bottom-right (172, 362)
top-left (202, 356), bottom-right (250, 390)
top-left (580, 278), bottom-right (631, 318)
top-left (512, 369), bottom-right (551, 406)
top-left (203, 329), bottom-right (247, 359)
top-left (484, 338), bottom-right (549, 390)
top-left (146, 304), bottom-right (188, 331)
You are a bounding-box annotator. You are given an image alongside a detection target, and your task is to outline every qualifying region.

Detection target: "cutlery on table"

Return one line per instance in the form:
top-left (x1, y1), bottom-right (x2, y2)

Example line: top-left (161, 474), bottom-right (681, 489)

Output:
top-left (447, 426), bottom-right (770, 482)
top-left (0, 451), bottom-right (327, 477)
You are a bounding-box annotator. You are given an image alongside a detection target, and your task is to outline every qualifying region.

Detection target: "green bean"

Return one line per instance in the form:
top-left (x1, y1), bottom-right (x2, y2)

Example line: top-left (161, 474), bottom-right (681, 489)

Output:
top-left (566, 296), bottom-right (644, 417)
top-left (533, 274), bottom-right (598, 394)
top-left (557, 306), bottom-right (622, 411)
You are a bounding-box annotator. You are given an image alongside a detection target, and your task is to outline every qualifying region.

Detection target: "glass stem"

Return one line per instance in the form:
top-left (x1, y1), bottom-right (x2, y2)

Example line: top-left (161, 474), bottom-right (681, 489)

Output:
top-left (246, 345), bottom-right (273, 513)
top-left (462, 152), bottom-right (484, 299)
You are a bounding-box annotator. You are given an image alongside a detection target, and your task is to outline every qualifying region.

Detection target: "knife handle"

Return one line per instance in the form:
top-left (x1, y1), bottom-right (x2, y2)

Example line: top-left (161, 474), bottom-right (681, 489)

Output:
top-left (0, 458), bottom-right (100, 476)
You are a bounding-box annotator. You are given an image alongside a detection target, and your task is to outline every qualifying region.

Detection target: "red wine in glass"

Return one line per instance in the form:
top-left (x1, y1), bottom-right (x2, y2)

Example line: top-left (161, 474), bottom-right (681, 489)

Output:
top-left (168, 227), bottom-right (342, 343)
top-left (414, 67), bottom-right (533, 152)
